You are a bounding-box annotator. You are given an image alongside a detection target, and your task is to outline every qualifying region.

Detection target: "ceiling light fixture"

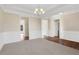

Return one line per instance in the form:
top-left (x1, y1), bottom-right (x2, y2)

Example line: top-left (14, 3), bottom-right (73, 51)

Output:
top-left (34, 8), bottom-right (45, 15)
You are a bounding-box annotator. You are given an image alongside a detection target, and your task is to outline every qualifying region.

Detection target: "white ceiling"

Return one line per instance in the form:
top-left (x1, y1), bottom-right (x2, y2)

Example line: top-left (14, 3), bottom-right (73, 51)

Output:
top-left (0, 4), bottom-right (79, 18)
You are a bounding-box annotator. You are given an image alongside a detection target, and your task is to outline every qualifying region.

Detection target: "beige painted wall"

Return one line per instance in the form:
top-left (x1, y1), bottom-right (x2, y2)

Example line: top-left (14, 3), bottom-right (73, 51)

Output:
top-left (0, 10), bottom-right (4, 33)
top-left (3, 12), bottom-right (20, 32)
top-left (62, 12), bottom-right (79, 31)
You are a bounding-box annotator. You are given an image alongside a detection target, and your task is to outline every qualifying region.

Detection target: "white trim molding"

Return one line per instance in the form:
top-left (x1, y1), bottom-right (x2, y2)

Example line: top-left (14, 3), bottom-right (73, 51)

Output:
top-left (60, 31), bottom-right (79, 42)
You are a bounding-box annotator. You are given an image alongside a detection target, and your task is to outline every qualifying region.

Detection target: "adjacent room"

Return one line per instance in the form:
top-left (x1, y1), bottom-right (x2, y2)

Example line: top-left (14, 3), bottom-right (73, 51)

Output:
top-left (0, 4), bottom-right (79, 55)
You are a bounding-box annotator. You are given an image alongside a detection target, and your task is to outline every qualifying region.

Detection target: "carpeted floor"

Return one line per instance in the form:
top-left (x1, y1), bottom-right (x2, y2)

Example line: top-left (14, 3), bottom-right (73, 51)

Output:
top-left (0, 39), bottom-right (79, 55)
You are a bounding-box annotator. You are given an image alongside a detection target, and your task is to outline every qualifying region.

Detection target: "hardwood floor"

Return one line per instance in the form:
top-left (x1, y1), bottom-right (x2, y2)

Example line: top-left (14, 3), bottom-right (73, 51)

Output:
top-left (24, 36), bottom-right (29, 40)
top-left (47, 36), bottom-right (79, 50)
top-left (46, 37), bottom-right (59, 43)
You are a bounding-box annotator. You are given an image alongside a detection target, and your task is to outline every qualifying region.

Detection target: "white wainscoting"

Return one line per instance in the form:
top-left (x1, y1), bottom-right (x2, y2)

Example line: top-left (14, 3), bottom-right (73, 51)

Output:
top-left (60, 31), bottom-right (79, 42)
top-left (29, 30), bottom-right (42, 39)
top-left (0, 31), bottom-right (22, 50)
top-left (2, 31), bottom-right (21, 44)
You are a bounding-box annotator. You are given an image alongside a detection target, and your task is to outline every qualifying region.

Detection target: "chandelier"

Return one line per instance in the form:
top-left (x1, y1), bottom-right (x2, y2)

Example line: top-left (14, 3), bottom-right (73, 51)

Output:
top-left (34, 8), bottom-right (45, 15)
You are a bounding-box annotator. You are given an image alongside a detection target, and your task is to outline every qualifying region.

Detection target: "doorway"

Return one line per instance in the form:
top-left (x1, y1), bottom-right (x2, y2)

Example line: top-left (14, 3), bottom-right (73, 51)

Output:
top-left (20, 17), bottom-right (29, 40)
top-left (54, 19), bottom-right (60, 38)
top-left (20, 19), bottom-right (25, 40)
